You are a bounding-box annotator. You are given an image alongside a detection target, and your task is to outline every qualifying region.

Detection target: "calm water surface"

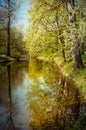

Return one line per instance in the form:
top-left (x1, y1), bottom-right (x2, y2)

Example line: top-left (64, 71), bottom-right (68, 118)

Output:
top-left (0, 59), bottom-right (86, 130)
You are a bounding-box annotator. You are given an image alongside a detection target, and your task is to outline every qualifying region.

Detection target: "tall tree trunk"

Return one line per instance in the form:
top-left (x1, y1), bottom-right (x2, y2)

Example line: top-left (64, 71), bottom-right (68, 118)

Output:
top-left (67, 0), bottom-right (83, 69)
top-left (60, 37), bottom-right (66, 63)
top-left (7, 0), bottom-right (11, 56)
top-left (56, 11), bottom-right (66, 62)
top-left (59, 28), bottom-right (66, 62)
top-left (81, 40), bottom-right (84, 55)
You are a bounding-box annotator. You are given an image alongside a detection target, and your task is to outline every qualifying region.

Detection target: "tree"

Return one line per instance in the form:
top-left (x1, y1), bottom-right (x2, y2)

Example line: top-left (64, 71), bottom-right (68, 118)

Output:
top-left (0, 0), bottom-right (21, 57)
top-left (0, 28), bottom-right (7, 53)
top-left (7, 0), bottom-right (11, 56)
top-left (0, 26), bottom-right (26, 58)
top-left (26, 0), bottom-right (85, 69)
top-left (10, 26), bottom-right (26, 58)
top-left (66, 0), bottom-right (84, 69)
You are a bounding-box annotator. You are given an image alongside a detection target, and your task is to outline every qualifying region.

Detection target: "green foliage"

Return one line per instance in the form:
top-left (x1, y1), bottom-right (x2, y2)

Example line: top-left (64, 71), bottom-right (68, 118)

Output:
top-left (26, 0), bottom-right (86, 69)
top-left (0, 28), bottom-right (7, 53)
top-left (0, 27), bottom-right (26, 58)
top-left (26, 58), bottom-right (83, 130)
top-left (10, 27), bottom-right (26, 57)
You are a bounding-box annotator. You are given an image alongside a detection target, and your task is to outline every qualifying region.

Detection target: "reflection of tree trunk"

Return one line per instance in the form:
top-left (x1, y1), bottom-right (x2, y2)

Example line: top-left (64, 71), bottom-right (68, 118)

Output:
top-left (57, 77), bottom-right (80, 128)
top-left (7, 65), bottom-right (15, 130)
top-left (71, 88), bottom-right (80, 122)
top-left (7, 65), bottom-right (11, 114)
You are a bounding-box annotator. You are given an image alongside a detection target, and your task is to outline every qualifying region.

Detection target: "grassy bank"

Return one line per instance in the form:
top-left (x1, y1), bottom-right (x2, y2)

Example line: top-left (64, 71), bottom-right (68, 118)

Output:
top-left (38, 52), bottom-right (86, 98)
top-left (55, 53), bottom-right (86, 99)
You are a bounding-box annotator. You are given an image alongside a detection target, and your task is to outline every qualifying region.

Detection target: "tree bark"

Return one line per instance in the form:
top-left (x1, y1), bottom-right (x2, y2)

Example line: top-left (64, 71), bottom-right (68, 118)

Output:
top-left (7, 0), bottom-right (11, 56)
top-left (67, 0), bottom-right (84, 69)
top-left (81, 40), bottom-right (84, 55)
top-left (56, 11), bottom-right (66, 62)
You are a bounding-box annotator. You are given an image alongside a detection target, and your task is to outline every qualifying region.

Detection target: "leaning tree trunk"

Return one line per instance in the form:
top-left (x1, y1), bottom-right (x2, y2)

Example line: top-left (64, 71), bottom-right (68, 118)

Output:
top-left (7, 0), bottom-right (11, 56)
top-left (81, 40), bottom-right (84, 55)
top-left (56, 11), bottom-right (66, 62)
top-left (67, 0), bottom-right (83, 69)
top-left (60, 33), bottom-right (66, 63)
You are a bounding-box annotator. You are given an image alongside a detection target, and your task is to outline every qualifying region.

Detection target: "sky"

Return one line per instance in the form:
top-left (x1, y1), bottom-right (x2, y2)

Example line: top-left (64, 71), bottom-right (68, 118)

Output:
top-left (0, 0), bottom-right (29, 32)
top-left (15, 0), bottom-right (29, 32)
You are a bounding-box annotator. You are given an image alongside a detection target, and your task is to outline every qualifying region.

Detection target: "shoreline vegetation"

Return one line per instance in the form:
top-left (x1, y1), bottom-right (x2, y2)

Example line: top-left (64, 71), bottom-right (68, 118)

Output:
top-left (0, 55), bottom-right (29, 64)
top-left (1, 56), bottom-right (86, 99)
top-left (0, 52), bottom-right (86, 98)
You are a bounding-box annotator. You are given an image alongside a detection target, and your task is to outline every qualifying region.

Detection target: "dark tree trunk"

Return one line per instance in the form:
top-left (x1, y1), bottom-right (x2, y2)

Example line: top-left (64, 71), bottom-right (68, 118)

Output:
top-left (7, 0), bottom-right (11, 56)
top-left (71, 88), bottom-right (80, 122)
top-left (62, 48), bottom-right (66, 62)
top-left (59, 31), bottom-right (66, 62)
top-left (59, 29), bottom-right (66, 62)
top-left (81, 41), bottom-right (84, 55)
top-left (73, 43), bottom-right (84, 69)
top-left (67, 0), bottom-right (84, 69)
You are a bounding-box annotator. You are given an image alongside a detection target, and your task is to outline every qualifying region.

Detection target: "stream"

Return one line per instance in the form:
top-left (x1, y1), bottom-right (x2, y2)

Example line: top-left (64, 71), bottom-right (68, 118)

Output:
top-left (0, 59), bottom-right (86, 130)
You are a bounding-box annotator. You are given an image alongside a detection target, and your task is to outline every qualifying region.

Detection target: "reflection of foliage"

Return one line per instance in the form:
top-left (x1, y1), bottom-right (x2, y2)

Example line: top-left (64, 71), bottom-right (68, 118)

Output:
top-left (43, 63), bottom-right (60, 88)
top-left (28, 58), bottom-right (44, 79)
top-left (10, 62), bottom-right (28, 87)
top-left (0, 66), bottom-right (8, 91)
top-left (28, 58), bottom-right (60, 86)
top-left (0, 62), bottom-right (28, 130)
top-left (68, 115), bottom-right (86, 130)
top-left (26, 81), bottom-right (57, 128)
top-left (27, 59), bottom-right (81, 130)
top-left (0, 61), bottom-right (28, 112)
top-left (0, 62), bottom-right (28, 91)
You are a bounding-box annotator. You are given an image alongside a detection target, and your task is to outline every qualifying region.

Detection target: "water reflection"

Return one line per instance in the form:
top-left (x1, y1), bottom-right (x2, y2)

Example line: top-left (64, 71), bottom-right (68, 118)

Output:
top-left (0, 62), bottom-right (29, 130)
top-left (0, 59), bottom-right (86, 130)
top-left (26, 59), bottom-right (82, 130)
top-left (5, 65), bottom-right (15, 130)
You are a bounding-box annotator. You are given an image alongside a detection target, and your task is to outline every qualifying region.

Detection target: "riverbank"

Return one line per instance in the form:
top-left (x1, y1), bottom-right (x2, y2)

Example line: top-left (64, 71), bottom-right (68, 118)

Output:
top-left (0, 55), bottom-right (29, 64)
top-left (0, 56), bottom-right (15, 63)
top-left (38, 53), bottom-right (86, 98)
